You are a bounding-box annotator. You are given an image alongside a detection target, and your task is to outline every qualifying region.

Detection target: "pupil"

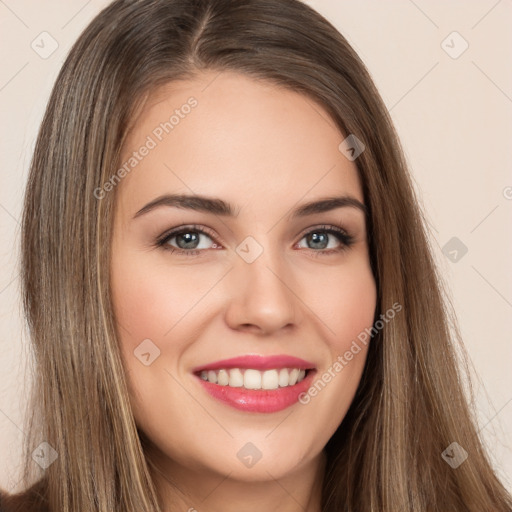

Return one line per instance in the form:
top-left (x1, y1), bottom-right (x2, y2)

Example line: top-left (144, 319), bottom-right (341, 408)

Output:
top-left (177, 232), bottom-right (199, 249)
top-left (309, 232), bottom-right (327, 249)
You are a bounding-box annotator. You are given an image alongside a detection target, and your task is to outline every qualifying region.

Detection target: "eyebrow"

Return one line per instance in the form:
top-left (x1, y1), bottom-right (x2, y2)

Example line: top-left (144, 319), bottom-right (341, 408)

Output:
top-left (133, 193), bottom-right (367, 219)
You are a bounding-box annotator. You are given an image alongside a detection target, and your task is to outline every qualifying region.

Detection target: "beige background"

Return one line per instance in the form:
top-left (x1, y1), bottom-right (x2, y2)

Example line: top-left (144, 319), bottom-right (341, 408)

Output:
top-left (1, 0), bottom-right (511, 494)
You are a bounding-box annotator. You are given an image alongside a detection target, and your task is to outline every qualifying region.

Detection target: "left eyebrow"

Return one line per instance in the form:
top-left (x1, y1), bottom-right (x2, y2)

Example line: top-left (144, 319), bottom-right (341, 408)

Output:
top-left (290, 196), bottom-right (367, 218)
top-left (132, 193), bottom-right (367, 219)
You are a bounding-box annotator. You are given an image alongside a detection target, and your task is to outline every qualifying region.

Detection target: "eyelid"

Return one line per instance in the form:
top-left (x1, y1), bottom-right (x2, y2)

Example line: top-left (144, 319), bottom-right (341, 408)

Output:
top-left (155, 224), bottom-right (221, 247)
top-left (156, 223), bottom-right (354, 254)
top-left (296, 223), bottom-right (351, 240)
top-left (294, 224), bottom-right (355, 255)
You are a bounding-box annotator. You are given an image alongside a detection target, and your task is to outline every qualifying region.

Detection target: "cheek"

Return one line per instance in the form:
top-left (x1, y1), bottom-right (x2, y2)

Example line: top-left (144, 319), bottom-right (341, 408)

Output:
top-left (110, 248), bottom-right (231, 413)
top-left (110, 250), bottom-right (198, 427)
top-left (111, 249), bottom-right (214, 347)
top-left (305, 256), bottom-right (377, 350)
top-left (333, 269), bottom-right (376, 350)
top-left (110, 248), bottom-right (198, 406)
top-left (299, 257), bottom-right (376, 409)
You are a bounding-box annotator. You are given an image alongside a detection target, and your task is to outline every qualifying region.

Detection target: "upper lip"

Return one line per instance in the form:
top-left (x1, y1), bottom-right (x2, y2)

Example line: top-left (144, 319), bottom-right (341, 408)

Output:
top-left (191, 354), bottom-right (316, 373)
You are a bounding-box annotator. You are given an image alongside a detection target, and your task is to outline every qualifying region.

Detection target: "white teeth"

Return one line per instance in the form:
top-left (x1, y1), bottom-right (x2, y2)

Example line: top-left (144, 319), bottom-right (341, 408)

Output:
top-left (217, 369), bottom-right (229, 386)
top-left (278, 368), bottom-right (289, 387)
top-left (262, 369), bottom-right (279, 390)
top-left (288, 368), bottom-right (299, 386)
top-left (229, 368), bottom-right (244, 387)
top-left (199, 367), bottom-right (309, 389)
top-left (244, 369), bottom-right (261, 389)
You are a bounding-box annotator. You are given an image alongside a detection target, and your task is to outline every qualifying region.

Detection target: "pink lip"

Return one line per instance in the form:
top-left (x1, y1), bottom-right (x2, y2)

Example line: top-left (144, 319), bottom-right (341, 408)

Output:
top-left (191, 354), bottom-right (316, 373)
top-left (194, 369), bottom-right (317, 413)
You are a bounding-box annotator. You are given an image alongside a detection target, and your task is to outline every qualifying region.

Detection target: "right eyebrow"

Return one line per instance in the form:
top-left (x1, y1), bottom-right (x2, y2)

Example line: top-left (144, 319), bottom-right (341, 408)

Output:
top-left (133, 194), bottom-right (238, 219)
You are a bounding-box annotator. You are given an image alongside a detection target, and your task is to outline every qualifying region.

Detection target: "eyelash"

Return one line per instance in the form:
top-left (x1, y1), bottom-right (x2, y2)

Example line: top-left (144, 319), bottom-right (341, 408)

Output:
top-left (155, 224), bottom-right (355, 258)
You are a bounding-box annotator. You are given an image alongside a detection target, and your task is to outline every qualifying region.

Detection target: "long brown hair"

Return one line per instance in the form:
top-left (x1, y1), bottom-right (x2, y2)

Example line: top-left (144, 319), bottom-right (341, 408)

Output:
top-left (9, 0), bottom-right (511, 510)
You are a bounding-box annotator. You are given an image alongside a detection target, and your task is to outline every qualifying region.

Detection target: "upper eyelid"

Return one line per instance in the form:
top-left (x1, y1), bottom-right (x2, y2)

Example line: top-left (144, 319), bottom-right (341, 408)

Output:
top-left (158, 223), bottom-right (352, 247)
top-left (157, 224), bottom-right (218, 245)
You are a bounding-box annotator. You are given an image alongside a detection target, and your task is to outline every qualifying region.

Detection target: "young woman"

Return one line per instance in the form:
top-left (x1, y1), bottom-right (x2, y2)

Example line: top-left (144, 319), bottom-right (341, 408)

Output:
top-left (1, 0), bottom-right (510, 511)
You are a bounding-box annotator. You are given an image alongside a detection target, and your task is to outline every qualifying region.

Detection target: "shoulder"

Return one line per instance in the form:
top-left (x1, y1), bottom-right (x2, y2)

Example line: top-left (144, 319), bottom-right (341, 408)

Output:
top-left (0, 478), bottom-right (49, 512)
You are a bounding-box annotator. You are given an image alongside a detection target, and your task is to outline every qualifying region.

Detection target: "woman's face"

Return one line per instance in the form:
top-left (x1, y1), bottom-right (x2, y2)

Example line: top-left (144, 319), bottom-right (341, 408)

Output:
top-left (111, 71), bottom-right (377, 484)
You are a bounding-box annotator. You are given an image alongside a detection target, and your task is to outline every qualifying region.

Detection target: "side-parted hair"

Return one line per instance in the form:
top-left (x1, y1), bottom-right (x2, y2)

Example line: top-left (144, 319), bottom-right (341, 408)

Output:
top-left (7, 0), bottom-right (511, 510)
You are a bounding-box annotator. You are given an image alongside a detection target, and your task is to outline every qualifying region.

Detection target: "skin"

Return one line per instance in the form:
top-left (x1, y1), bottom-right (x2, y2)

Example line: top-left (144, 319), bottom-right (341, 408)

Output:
top-left (111, 70), bottom-right (377, 512)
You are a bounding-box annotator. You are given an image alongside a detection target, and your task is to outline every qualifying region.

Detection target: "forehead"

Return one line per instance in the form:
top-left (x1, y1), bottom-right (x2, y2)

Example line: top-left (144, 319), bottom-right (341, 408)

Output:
top-left (116, 71), bottom-right (363, 218)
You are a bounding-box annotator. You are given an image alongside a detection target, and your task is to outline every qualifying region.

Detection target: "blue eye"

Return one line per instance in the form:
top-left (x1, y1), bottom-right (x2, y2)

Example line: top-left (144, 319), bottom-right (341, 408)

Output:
top-left (165, 231), bottom-right (213, 250)
top-left (156, 224), bottom-right (219, 255)
top-left (297, 226), bottom-right (354, 254)
top-left (156, 224), bottom-right (354, 256)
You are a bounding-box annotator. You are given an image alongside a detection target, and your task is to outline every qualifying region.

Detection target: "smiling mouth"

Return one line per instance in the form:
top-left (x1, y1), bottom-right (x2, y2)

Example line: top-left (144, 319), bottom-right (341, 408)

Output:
top-left (194, 367), bottom-right (315, 390)
top-left (193, 367), bottom-right (318, 413)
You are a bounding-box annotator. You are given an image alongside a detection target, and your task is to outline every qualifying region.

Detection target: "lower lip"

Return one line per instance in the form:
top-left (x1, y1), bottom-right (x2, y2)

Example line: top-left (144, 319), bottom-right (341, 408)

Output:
top-left (194, 370), bottom-right (317, 413)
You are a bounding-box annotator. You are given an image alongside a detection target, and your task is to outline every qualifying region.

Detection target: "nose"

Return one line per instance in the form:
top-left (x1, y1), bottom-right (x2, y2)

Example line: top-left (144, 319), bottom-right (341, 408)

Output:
top-left (223, 245), bottom-right (299, 335)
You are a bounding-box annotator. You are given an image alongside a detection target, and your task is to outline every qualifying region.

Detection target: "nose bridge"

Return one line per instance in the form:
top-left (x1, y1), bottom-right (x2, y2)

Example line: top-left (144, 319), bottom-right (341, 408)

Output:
top-left (224, 235), bottom-right (298, 333)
